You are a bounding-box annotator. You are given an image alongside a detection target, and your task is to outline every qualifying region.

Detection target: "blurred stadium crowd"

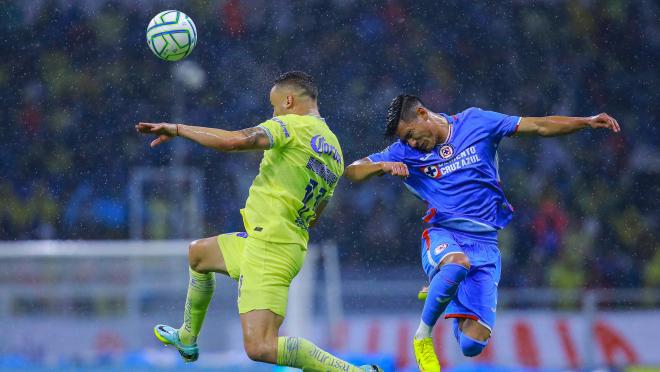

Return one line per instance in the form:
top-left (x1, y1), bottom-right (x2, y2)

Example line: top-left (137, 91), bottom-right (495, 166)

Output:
top-left (2, 0), bottom-right (659, 289)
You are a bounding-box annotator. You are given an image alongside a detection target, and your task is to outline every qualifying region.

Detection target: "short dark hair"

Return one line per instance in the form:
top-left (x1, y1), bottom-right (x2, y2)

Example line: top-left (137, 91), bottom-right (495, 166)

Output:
top-left (273, 71), bottom-right (318, 100)
top-left (385, 94), bottom-right (425, 138)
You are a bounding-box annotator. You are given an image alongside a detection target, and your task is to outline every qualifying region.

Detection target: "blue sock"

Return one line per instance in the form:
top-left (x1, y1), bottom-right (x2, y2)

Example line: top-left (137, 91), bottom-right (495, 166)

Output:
top-left (420, 263), bottom-right (468, 330)
top-left (459, 333), bottom-right (488, 357)
top-left (452, 319), bottom-right (461, 343)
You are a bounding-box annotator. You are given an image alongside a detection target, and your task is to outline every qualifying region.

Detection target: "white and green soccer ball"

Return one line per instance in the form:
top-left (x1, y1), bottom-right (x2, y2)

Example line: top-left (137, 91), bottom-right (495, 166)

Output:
top-left (146, 10), bottom-right (197, 62)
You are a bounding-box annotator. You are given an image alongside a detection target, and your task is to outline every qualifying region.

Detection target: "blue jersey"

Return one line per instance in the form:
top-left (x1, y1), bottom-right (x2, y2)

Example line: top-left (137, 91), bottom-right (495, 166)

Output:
top-left (368, 107), bottom-right (520, 232)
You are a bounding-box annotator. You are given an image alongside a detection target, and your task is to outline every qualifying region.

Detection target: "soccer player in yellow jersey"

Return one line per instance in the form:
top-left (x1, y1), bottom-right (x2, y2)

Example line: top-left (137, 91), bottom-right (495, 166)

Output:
top-left (136, 71), bottom-right (382, 372)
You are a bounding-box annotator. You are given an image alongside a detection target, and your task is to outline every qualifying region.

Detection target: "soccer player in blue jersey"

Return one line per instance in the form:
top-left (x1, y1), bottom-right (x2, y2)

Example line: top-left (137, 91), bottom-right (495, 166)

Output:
top-left (345, 95), bottom-right (620, 371)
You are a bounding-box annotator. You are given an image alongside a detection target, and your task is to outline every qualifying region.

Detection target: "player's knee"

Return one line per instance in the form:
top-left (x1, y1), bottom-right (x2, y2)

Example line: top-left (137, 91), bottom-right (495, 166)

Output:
top-left (188, 240), bottom-right (207, 272)
top-left (459, 333), bottom-right (488, 357)
top-left (243, 339), bottom-right (273, 362)
top-left (442, 253), bottom-right (470, 270)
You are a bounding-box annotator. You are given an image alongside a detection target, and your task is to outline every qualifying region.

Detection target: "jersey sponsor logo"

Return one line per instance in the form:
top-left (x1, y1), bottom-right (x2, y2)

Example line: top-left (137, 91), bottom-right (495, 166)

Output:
top-left (440, 144), bottom-right (454, 159)
top-left (438, 145), bottom-right (481, 176)
top-left (421, 164), bottom-right (442, 179)
top-left (310, 135), bottom-right (342, 165)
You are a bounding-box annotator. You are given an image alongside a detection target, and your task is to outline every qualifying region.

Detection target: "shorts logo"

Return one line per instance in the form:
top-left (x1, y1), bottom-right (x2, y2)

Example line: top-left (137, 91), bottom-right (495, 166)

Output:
top-left (439, 144), bottom-right (454, 159)
top-left (422, 165), bottom-right (442, 179)
top-left (434, 243), bottom-right (448, 255)
top-left (238, 275), bottom-right (243, 298)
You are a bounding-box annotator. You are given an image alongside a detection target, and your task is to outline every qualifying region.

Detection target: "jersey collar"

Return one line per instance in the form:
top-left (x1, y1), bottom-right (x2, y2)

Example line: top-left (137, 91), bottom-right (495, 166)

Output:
top-left (437, 112), bottom-right (454, 145)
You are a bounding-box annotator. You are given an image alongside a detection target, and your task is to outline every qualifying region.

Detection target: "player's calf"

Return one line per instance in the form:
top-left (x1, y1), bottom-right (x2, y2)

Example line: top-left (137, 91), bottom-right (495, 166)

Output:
top-left (244, 338), bottom-right (277, 363)
top-left (417, 253), bottom-right (470, 338)
top-left (453, 319), bottom-right (490, 357)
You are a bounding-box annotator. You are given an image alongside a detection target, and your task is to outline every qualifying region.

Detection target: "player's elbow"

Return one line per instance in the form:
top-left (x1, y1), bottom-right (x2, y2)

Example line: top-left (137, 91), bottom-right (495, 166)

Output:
top-left (536, 126), bottom-right (553, 137)
top-left (217, 137), bottom-right (245, 152)
top-left (344, 165), bottom-right (363, 182)
top-left (535, 121), bottom-right (564, 137)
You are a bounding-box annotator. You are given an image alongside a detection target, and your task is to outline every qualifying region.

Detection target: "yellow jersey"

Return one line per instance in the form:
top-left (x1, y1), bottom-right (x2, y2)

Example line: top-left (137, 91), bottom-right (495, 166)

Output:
top-left (240, 114), bottom-right (344, 247)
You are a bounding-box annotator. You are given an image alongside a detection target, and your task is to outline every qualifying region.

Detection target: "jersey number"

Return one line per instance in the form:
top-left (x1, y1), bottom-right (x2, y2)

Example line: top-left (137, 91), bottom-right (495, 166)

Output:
top-left (296, 179), bottom-right (326, 228)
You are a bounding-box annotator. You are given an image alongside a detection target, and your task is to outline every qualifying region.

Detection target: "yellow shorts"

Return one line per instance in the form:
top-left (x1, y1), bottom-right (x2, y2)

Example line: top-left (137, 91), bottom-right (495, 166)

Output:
top-left (217, 232), bottom-right (306, 318)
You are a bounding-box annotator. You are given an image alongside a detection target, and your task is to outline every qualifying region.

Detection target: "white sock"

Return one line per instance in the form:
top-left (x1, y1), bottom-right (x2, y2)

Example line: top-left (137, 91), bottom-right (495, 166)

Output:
top-left (415, 320), bottom-right (433, 339)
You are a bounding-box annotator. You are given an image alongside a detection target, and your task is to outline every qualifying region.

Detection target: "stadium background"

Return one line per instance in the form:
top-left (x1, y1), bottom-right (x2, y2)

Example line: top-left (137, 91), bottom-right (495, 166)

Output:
top-left (2, 0), bottom-right (659, 371)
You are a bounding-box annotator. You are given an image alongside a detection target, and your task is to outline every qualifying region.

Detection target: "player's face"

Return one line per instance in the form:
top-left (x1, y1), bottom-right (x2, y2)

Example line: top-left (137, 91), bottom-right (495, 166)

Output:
top-left (270, 85), bottom-right (294, 116)
top-left (397, 113), bottom-right (437, 152)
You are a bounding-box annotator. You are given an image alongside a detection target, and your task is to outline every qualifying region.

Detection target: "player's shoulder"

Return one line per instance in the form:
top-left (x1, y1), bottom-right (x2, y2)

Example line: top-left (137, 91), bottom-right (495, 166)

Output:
top-left (272, 114), bottom-right (334, 134)
top-left (384, 140), bottom-right (407, 153)
top-left (266, 114), bottom-right (297, 129)
top-left (455, 107), bottom-right (486, 121)
top-left (454, 107), bottom-right (508, 129)
top-left (385, 140), bottom-right (422, 159)
top-left (272, 114), bottom-right (319, 126)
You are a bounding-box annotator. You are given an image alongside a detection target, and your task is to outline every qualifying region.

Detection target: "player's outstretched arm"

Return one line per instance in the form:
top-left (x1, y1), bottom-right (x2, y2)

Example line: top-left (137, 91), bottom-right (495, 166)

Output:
top-left (516, 113), bottom-right (621, 137)
top-left (135, 122), bottom-right (271, 151)
top-left (345, 157), bottom-right (409, 182)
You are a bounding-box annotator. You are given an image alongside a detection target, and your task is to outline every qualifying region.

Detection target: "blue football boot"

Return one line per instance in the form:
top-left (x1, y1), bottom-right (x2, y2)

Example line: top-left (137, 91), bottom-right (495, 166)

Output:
top-left (153, 324), bottom-right (199, 362)
top-left (360, 364), bottom-right (384, 371)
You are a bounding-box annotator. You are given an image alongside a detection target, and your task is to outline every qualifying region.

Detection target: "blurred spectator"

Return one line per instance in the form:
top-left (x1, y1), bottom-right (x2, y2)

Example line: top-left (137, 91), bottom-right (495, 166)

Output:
top-left (1, 0), bottom-right (658, 288)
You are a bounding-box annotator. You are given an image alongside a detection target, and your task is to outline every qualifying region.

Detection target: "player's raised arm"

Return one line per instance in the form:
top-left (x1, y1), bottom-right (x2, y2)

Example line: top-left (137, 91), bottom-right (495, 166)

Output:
top-left (516, 113), bottom-right (621, 137)
top-left (135, 122), bottom-right (271, 151)
top-left (345, 157), bottom-right (409, 182)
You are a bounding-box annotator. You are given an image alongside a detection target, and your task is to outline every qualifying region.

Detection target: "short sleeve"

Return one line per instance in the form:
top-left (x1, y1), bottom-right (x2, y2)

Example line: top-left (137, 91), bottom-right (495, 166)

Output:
top-left (258, 116), bottom-right (293, 149)
top-left (367, 141), bottom-right (405, 163)
top-left (466, 108), bottom-right (521, 140)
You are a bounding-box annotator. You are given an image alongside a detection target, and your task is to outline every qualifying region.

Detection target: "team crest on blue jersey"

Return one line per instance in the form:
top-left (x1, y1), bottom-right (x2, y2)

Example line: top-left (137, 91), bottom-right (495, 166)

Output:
top-left (439, 144), bottom-right (454, 159)
top-left (421, 165), bottom-right (442, 179)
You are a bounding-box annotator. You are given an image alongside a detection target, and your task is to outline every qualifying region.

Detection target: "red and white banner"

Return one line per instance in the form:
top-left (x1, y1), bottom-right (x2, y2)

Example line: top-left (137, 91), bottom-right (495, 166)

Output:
top-left (5, 310), bottom-right (658, 369)
top-left (330, 311), bottom-right (659, 369)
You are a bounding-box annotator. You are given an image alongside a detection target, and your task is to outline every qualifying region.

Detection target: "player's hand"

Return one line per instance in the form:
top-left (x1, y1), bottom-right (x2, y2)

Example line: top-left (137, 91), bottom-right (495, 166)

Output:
top-left (586, 113), bottom-right (621, 133)
top-left (136, 122), bottom-right (179, 147)
top-left (381, 162), bottom-right (409, 178)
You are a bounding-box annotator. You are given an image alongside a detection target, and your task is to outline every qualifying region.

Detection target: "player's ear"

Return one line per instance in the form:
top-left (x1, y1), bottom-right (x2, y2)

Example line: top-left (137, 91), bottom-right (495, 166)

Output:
top-left (285, 95), bottom-right (294, 109)
top-left (417, 106), bottom-right (430, 121)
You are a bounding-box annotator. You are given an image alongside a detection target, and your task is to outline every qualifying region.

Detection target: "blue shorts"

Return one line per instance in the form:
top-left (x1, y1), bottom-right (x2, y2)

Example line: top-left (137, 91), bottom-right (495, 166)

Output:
top-left (420, 226), bottom-right (501, 332)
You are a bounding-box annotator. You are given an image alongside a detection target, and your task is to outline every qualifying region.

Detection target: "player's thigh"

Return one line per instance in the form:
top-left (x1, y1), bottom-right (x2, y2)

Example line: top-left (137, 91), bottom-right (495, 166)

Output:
top-left (216, 232), bottom-right (248, 280)
top-left (188, 232), bottom-right (246, 277)
top-left (237, 238), bottom-right (306, 318)
top-left (188, 236), bottom-right (227, 274)
top-left (421, 227), bottom-right (465, 278)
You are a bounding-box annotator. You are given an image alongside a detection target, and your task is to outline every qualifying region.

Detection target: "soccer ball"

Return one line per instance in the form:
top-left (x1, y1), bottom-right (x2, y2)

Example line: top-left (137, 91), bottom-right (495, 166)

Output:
top-left (146, 10), bottom-right (197, 62)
